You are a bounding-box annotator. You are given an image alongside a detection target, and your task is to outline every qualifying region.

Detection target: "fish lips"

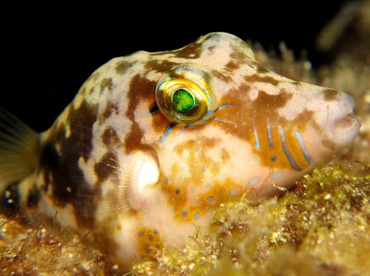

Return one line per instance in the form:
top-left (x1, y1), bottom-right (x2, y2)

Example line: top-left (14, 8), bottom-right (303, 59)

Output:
top-left (327, 94), bottom-right (361, 148)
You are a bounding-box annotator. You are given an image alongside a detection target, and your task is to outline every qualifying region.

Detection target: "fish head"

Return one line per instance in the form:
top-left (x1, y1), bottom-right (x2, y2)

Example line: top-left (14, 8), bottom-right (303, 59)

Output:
top-left (60, 32), bottom-right (360, 263)
top-left (118, 32), bottom-right (360, 202)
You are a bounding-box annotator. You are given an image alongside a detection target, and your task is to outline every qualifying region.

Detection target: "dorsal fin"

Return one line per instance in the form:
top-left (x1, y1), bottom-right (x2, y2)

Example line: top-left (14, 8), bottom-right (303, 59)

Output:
top-left (0, 107), bottom-right (40, 186)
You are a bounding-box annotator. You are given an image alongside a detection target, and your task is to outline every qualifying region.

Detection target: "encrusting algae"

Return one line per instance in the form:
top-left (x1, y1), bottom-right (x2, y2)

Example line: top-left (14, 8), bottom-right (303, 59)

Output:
top-left (1, 2), bottom-right (370, 274)
top-left (1, 159), bottom-right (369, 275)
top-left (129, 160), bottom-right (370, 276)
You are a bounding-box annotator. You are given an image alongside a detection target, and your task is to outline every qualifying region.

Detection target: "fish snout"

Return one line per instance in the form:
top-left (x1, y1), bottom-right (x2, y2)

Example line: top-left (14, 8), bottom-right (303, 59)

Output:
top-left (323, 92), bottom-right (361, 149)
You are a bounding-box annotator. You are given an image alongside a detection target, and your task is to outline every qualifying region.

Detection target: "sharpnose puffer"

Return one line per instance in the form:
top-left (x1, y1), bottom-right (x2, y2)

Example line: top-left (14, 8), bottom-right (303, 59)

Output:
top-left (0, 32), bottom-right (360, 267)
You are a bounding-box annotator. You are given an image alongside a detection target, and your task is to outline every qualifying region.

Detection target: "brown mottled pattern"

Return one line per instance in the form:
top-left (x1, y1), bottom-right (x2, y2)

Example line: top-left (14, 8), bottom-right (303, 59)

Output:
top-left (256, 64), bottom-right (270, 74)
top-left (244, 74), bottom-right (281, 86)
top-left (150, 108), bottom-right (171, 135)
top-left (160, 137), bottom-right (222, 220)
top-left (291, 110), bottom-right (316, 131)
top-left (42, 100), bottom-right (100, 228)
top-left (67, 101), bottom-right (98, 162)
top-left (26, 185), bottom-right (41, 208)
top-left (124, 75), bottom-right (156, 153)
top-left (229, 50), bottom-right (252, 65)
top-left (214, 70), bottom-right (234, 83)
top-left (115, 60), bottom-right (133, 75)
top-left (323, 88), bottom-right (340, 101)
top-left (215, 85), bottom-right (315, 170)
top-left (143, 59), bottom-right (177, 73)
top-left (208, 45), bottom-right (217, 52)
top-left (225, 60), bottom-right (240, 71)
top-left (101, 127), bottom-right (121, 146)
top-left (171, 40), bottom-right (202, 59)
top-left (217, 88), bottom-right (291, 139)
top-left (244, 91), bottom-right (295, 168)
top-left (94, 151), bottom-right (118, 184)
top-left (100, 101), bottom-right (119, 123)
top-left (100, 78), bottom-right (113, 92)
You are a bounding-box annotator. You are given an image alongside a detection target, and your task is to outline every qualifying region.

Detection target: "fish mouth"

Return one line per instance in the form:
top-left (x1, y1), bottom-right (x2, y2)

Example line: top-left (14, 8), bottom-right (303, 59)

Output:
top-left (334, 112), bottom-right (360, 129)
top-left (329, 96), bottom-right (361, 147)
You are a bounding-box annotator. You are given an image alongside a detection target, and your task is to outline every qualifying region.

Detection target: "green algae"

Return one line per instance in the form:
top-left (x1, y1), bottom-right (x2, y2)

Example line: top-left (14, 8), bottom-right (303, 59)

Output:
top-left (130, 160), bottom-right (370, 275)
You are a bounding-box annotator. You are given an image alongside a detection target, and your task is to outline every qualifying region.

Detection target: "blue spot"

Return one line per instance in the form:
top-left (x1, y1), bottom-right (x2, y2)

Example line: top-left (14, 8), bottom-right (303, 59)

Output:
top-left (248, 176), bottom-right (260, 186)
top-left (271, 155), bottom-right (277, 162)
top-left (230, 189), bottom-right (237, 196)
top-left (252, 156), bottom-right (259, 165)
top-left (193, 213), bottom-right (200, 220)
top-left (207, 196), bottom-right (215, 204)
top-left (271, 171), bottom-right (283, 179)
top-left (182, 210), bottom-right (188, 216)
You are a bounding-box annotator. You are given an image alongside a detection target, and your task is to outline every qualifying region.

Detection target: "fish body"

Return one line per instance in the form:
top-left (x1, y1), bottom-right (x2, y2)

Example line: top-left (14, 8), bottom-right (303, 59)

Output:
top-left (0, 33), bottom-right (360, 267)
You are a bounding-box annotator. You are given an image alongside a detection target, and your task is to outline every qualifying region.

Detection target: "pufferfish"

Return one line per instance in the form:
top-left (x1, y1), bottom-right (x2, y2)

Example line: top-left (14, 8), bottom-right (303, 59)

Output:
top-left (0, 32), bottom-right (360, 268)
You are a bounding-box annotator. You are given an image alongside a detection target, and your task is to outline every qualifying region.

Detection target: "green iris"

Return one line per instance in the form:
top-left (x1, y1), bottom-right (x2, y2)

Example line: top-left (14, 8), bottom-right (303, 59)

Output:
top-left (172, 89), bottom-right (195, 112)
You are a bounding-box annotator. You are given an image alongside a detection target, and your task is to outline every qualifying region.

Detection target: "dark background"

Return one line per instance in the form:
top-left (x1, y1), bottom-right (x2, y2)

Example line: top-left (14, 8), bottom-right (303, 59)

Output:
top-left (2, 1), bottom-right (349, 132)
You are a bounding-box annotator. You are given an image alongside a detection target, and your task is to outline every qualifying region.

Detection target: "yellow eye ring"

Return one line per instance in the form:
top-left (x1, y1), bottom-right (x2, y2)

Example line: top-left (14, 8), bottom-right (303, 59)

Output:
top-left (155, 77), bottom-right (211, 124)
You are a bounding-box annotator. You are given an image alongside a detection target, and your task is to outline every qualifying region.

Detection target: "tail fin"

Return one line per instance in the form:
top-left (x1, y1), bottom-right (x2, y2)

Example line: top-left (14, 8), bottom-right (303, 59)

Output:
top-left (0, 107), bottom-right (40, 187)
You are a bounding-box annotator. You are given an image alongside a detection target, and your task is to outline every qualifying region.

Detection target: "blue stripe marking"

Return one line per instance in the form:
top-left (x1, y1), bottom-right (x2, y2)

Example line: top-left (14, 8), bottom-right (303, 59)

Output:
top-left (294, 130), bottom-right (314, 164)
top-left (279, 127), bottom-right (301, 171)
top-left (267, 118), bottom-right (273, 148)
top-left (160, 123), bottom-right (177, 143)
top-left (187, 104), bottom-right (236, 126)
top-left (204, 103), bottom-right (236, 117)
top-left (196, 117), bottom-right (228, 125)
top-left (160, 104), bottom-right (235, 142)
top-left (253, 122), bottom-right (260, 150)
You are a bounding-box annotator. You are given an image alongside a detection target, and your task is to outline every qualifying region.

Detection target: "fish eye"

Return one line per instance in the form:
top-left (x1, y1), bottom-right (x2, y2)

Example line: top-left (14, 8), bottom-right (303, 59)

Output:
top-left (172, 89), bottom-right (195, 113)
top-left (155, 77), bottom-right (211, 124)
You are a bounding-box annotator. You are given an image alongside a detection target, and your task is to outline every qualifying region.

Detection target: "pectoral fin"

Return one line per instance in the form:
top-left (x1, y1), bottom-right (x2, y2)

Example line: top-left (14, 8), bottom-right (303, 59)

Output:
top-left (124, 146), bottom-right (160, 210)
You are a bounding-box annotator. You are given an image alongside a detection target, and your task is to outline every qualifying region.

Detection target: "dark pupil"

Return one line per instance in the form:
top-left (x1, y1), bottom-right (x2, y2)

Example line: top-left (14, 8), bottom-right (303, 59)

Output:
top-left (172, 89), bottom-right (195, 112)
